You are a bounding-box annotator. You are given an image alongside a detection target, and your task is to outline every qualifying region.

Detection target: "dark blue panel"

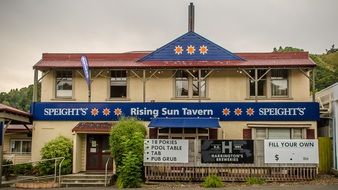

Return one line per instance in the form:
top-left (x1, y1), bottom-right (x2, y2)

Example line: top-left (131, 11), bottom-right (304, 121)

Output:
top-left (149, 118), bottom-right (220, 128)
top-left (31, 102), bottom-right (320, 121)
top-left (138, 32), bottom-right (244, 61)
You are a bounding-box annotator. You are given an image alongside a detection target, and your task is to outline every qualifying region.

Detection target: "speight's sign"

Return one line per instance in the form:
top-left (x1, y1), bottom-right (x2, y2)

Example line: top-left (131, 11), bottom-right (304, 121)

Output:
top-left (31, 102), bottom-right (319, 121)
top-left (201, 140), bottom-right (254, 163)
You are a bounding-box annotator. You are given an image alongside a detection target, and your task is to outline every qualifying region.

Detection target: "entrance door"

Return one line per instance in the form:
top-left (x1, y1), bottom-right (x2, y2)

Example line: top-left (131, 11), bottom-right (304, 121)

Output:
top-left (86, 134), bottom-right (112, 170)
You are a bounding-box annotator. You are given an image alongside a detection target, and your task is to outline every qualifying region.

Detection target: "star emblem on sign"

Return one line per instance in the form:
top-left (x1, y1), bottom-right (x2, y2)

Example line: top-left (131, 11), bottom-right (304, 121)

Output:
top-left (91, 108), bottom-right (99, 116)
top-left (199, 45), bottom-right (208, 55)
top-left (246, 107), bottom-right (255, 116)
top-left (234, 108), bottom-right (242, 116)
top-left (102, 108), bottom-right (110, 116)
top-left (174, 45), bottom-right (183, 55)
top-left (222, 108), bottom-right (230, 116)
top-left (114, 108), bottom-right (122, 116)
top-left (186, 45), bottom-right (195, 55)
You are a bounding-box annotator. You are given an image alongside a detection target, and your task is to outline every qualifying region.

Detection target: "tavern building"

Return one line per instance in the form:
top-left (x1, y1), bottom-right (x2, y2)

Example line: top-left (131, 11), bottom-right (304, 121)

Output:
top-left (31, 3), bottom-right (319, 174)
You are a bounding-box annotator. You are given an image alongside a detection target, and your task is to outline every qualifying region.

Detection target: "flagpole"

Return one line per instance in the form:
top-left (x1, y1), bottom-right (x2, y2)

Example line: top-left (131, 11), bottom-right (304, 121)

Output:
top-left (88, 70), bottom-right (91, 102)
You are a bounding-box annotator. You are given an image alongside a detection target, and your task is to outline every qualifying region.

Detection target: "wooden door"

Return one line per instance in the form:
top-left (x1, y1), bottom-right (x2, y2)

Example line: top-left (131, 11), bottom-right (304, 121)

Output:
top-left (86, 134), bottom-right (112, 170)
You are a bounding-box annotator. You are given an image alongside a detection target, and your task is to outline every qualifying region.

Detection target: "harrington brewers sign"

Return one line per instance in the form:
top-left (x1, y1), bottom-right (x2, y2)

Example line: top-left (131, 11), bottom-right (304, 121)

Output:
top-left (264, 139), bottom-right (319, 164)
top-left (201, 140), bottom-right (254, 163)
top-left (32, 102), bottom-right (319, 121)
top-left (143, 139), bottom-right (188, 163)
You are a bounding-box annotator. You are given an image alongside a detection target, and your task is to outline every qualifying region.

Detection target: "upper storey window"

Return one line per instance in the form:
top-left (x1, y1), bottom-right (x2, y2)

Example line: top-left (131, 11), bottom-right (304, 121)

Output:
top-left (110, 70), bottom-right (127, 98)
top-left (175, 71), bottom-right (189, 97)
top-left (248, 69), bottom-right (289, 98)
top-left (271, 69), bottom-right (288, 97)
top-left (55, 71), bottom-right (73, 98)
top-left (175, 70), bottom-right (207, 98)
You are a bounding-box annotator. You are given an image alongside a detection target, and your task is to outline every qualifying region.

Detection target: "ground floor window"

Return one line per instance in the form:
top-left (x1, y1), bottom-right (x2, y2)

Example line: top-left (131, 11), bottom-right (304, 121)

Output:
top-left (10, 139), bottom-right (32, 154)
top-left (157, 128), bottom-right (209, 139)
top-left (255, 128), bottom-right (304, 139)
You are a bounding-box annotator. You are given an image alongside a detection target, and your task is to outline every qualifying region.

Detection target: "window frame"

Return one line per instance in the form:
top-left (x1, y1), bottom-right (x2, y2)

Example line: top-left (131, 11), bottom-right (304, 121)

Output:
top-left (270, 69), bottom-right (289, 97)
top-left (254, 128), bottom-right (304, 140)
top-left (55, 70), bottom-right (73, 99)
top-left (247, 69), bottom-right (289, 99)
top-left (109, 70), bottom-right (128, 99)
top-left (10, 139), bottom-right (32, 155)
top-left (174, 70), bottom-right (208, 98)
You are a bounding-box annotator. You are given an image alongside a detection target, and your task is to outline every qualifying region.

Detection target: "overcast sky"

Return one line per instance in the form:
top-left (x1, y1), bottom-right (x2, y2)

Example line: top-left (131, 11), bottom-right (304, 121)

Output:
top-left (0, 0), bottom-right (337, 92)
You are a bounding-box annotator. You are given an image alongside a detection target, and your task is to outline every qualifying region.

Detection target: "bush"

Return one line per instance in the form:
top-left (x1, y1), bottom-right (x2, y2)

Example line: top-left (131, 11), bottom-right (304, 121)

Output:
top-left (2, 159), bottom-right (14, 180)
top-left (37, 136), bottom-right (73, 175)
top-left (245, 177), bottom-right (266, 185)
top-left (110, 117), bottom-right (146, 188)
top-left (202, 175), bottom-right (223, 188)
top-left (13, 163), bottom-right (33, 176)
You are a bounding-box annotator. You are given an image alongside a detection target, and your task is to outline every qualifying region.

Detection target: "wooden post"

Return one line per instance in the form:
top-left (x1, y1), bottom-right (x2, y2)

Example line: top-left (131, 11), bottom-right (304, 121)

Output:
top-left (312, 69), bottom-right (315, 102)
top-left (254, 69), bottom-right (258, 102)
top-left (198, 69), bottom-right (201, 103)
top-left (33, 69), bottom-right (38, 102)
top-left (143, 70), bottom-right (146, 102)
top-left (0, 120), bottom-right (4, 186)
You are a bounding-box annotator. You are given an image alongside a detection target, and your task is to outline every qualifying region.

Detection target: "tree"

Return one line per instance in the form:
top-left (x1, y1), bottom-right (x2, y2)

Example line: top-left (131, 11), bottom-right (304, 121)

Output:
top-left (109, 117), bottom-right (146, 188)
top-left (273, 46), bottom-right (304, 52)
top-left (0, 84), bottom-right (40, 112)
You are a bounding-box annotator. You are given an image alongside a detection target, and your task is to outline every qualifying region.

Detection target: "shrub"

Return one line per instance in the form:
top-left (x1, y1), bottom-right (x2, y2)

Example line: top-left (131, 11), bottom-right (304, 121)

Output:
top-left (2, 159), bottom-right (14, 180)
top-left (202, 175), bottom-right (223, 188)
top-left (37, 136), bottom-right (73, 175)
top-left (13, 163), bottom-right (33, 176)
top-left (110, 117), bottom-right (146, 188)
top-left (245, 177), bottom-right (266, 185)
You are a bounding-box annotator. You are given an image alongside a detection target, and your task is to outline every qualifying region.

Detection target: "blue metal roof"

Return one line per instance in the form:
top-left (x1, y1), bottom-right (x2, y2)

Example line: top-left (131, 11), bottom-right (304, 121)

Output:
top-left (148, 117), bottom-right (220, 128)
top-left (138, 31), bottom-right (244, 61)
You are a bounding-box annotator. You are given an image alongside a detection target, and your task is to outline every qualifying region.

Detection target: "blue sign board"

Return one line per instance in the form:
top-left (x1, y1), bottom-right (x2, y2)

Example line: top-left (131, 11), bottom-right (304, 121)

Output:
top-left (31, 102), bottom-right (320, 121)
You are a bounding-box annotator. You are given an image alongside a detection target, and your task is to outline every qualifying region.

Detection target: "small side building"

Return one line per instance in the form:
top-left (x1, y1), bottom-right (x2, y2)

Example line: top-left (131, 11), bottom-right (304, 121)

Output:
top-left (316, 82), bottom-right (338, 172)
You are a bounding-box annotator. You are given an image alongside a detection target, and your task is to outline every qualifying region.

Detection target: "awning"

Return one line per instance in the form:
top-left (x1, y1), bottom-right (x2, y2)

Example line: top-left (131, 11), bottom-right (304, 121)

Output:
top-left (72, 122), bottom-right (114, 133)
top-left (149, 118), bottom-right (220, 128)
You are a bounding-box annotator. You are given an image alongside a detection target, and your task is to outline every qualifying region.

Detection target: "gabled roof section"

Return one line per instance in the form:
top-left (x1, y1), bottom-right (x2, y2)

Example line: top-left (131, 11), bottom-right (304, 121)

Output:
top-left (138, 31), bottom-right (244, 62)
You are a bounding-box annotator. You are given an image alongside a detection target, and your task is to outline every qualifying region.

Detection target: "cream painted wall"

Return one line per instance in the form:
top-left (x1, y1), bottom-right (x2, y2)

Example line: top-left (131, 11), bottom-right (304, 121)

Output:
top-left (3, 133), bottom-right (32, 164)
top-left (40, 69), bottom-right (311, 102)
top-left (31, 121), bottom-right (77, 161)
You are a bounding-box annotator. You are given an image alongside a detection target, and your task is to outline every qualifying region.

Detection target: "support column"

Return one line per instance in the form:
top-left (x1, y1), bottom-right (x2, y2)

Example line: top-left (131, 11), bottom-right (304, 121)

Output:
top-left (33, 69), bottom-right (38, 102)
top-left (254, 69), bottom-right (258, 102)
top-left (198, 69), bottom-right (201, 103)
top-left (0, 120), bottom-right (4, 186)
top-left (312, 69), bottom-right (316, 102)
top-left (143, 70), bottom-right (146, 102)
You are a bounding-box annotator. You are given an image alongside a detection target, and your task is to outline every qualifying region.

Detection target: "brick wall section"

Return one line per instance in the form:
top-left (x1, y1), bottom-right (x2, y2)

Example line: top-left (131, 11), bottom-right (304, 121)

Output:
top-left (243, 129), bottom-right (252, 140)
top-left (306, 129), bottom-right (315, 139)
top-left (209, 129), bottom-right (218, 140)
top-left (149, 128), bottom-right (158, 139)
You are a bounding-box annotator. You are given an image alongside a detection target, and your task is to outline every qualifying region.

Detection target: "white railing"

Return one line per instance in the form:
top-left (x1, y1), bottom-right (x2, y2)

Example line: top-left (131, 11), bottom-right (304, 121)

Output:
top-left (2, 157), bottom-right (65, 187)
top-left (104, 157), bottom-right (111, 187)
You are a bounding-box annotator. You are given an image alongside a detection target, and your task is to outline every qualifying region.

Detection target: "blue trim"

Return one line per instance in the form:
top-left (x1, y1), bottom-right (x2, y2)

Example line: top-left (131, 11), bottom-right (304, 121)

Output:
top-left (149, 117), bottom-right (220, 128)
top-left (31, 102), bottom-right (320, 121)
top-left (138, 32), bottom-right (244, 61)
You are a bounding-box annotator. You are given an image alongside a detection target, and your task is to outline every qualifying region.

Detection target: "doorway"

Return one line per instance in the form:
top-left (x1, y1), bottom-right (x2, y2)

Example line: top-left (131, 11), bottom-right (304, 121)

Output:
top-left (86, 134), bottom-right (112, 170)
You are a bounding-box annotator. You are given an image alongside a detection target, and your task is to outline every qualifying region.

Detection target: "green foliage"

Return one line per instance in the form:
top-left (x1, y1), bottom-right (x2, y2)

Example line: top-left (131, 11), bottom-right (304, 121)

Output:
top-left (2, 159), bottom-right (14, 180)
top-left (311, 53), bottom-right (338, 91)
top-left (273, 46), bottom-right (304, 52)
top-left (37, 136), bottom-right (72, 175)
top-left (110, 117), bottom-right (146, 188)
top-left (202, 175), bottom-right (224, 188)
top-left (13, 163), bottom-right (34, 176)
top-left (325, 44), bottom-right (338, 54)
top-left (0, 84), bottom-right (40, 112)
top-left (245, 176), bottom-right (266, 185)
